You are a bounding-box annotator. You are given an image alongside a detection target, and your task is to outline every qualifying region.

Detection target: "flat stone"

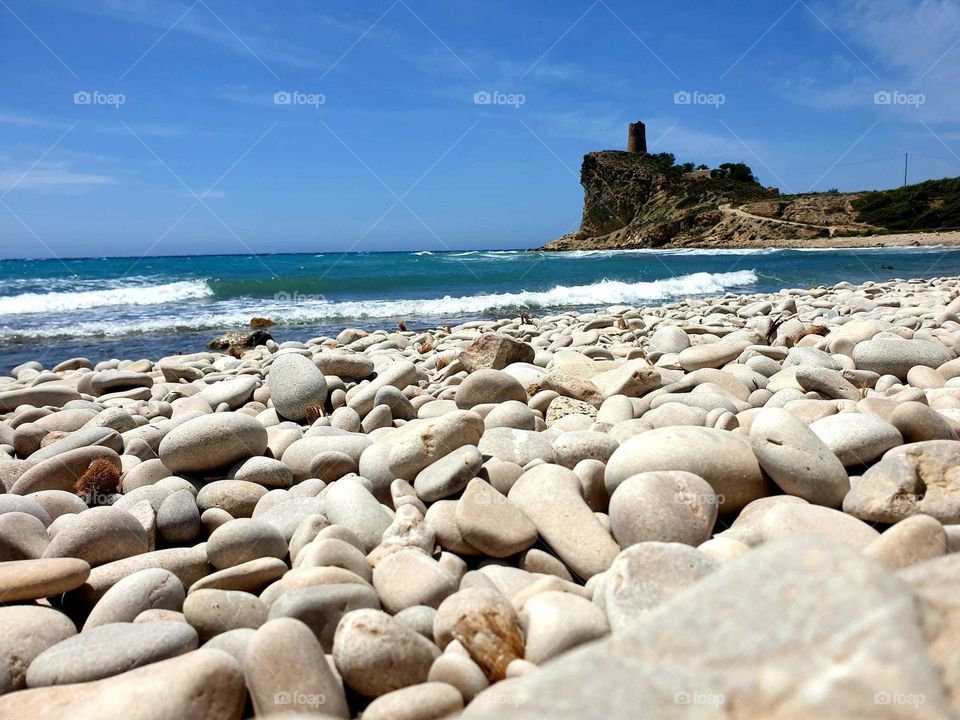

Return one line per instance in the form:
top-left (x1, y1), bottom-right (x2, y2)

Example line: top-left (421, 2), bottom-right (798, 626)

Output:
top-left (268, 583), bottom-right (381, 651)
top-left (459, 334), bottom-right (535, 372)
top-left (229, 456), bottom-right (293, 489)
top-left (26, 621), bottom-right (198, 687)
top-left (12, 447), bottom-right (121, 495)
top-left (0, 649), bottom-right (246, 720)
top-left (183, 588), bottom-right (268, 640)
top-left (478, 427), bottom-right (555, 466)
top-left (414, 445), bottom-right (483, 502)
top-left (314, 350), bottom-right (375, 380)
top-left (363, 681), bottom-right (464, 720)
top-left (323, 477), bottom-right (393, 552)
top-left (853, 338), bottom-right (953, 380)
top-left (520, 590), bottom-right (609, 664)
top-left (196, 480), bottom-right (267, 518)
top-left (864, 514), bottom-right (947, 570)
top-left (206, 518), bottom-right (287, 569)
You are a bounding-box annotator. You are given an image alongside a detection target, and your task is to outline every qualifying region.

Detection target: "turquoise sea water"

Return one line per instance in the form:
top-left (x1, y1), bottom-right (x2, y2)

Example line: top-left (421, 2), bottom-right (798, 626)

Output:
top-left (2, 247), bottom-right (960, 371)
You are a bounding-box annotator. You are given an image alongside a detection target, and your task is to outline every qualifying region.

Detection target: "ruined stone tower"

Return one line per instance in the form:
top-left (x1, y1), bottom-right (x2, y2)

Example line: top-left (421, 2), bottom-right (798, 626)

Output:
top-left (627, 121), bottom-right (647, 154)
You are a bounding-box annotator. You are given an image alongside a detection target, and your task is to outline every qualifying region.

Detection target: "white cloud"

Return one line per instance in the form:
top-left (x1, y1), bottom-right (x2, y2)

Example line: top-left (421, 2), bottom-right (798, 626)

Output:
top-left (0, 166), bottom-right (116, 190)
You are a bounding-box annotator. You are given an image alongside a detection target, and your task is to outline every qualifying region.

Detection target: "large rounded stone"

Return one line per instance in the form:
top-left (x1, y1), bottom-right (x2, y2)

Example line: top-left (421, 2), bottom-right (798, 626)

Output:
top-left (0, 606), bottom-right (77, 694)
top-left (268, 583), bottom-right (381, 651)
top-left (43, 506), bottom-right (150, 567)
top-left (159, 413), bottom-right (268, 475)
top-left (608, 471), bottom-right (717, 547)
top-left (183, 588), bottom-right (268, 640)
top-left (455, 370), bottom-right (527, 409)
top-left (333, 608), bottom-right (441, 698)
top-left (809, 413), bottom-right (902, 467)
top-left (605, 426), bottom-right (767, 514)
top-left (852, 338), bottom-right (953, 380)
top-left (454, 478), bottom-right (537, 557)
top-left (84, 568), bottom-right (185, 630)
top-left (520, 590), bottom-right (609, 664)
top-left (749, 407), bottom-right (850, 507)
top-left (268, 353), bottom-right (329, 421)
top-left (244, 617), bottom-right (349, 718)
top-left (206, 518), bottom-right (288, 569)
top-left (372, 549), bottom-right (458, 614)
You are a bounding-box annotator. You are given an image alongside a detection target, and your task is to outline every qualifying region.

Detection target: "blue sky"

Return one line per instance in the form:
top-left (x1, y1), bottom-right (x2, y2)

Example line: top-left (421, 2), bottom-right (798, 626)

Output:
top-left (1, 0), bottom-right (959, 258)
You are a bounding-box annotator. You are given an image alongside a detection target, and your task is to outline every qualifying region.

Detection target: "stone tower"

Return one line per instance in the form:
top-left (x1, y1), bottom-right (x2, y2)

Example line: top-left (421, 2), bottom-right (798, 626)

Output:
top-left (627, 121), bottom-right (647, 154)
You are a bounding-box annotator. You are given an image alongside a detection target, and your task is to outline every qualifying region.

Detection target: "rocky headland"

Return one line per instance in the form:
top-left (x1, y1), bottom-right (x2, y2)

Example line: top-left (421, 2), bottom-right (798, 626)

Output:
top-left (541, 150), bottom-right (960, 250)
top-left (2, 276), bottom-right (960, 717)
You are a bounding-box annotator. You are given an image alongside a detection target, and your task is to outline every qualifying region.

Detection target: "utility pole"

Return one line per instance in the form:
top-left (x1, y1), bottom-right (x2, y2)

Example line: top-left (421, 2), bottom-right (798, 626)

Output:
top-left (903, 153), bottom-right (908, 187)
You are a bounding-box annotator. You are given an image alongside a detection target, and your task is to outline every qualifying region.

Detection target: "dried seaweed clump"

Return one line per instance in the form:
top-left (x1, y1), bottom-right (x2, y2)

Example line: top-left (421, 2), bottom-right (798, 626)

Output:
top-left (75, 458), bottom-right (120, 506)
top-left (452, 610), bottom-right (526, 681)
top-left (789, 324), bottom-right (830, 346)
top-left (305, 404), bottom-right (325, 424)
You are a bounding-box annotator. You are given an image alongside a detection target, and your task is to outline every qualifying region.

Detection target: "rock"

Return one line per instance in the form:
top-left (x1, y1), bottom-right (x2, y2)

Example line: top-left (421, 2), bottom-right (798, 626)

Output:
top-left (190, 557), bottom-right (287, 593)
top-left (159, 413), bottom-right (268, 475)
top-left (454, 478), bottom-right (537, 557)
top-left (891, 401), bottom-right (958, 443)
top-left (551, 430), bottom-right (618, 469)
top-left (601, 542), bottom-right (717, 631)
top-left (793, 365), bottom-right (860, 400)
top-left (508, 465), bottom-right (620, 579)
top-left (608, 471), bottom-right (717, 547)
top-left (544, 396), bottom-right (597, 427)
top-left (229, 456), bottom-right (293, 489)
top-left (0, 649), bottom-right (246, 719)
top-left (809, 412), bottom-right (902, 467)
top-left (864, 514), bottom-right (947, 570)
top-left (0, 606), bottom-right (76, 694)
top-left (282, 434), bottom-right (372, 482)
top-left (12, 447), bottom-right (121, 495)
top-left (455, 369), bottom-right (527, 409)
top-left (372, 549), bottom-right (458, 614)
top-left (0, 386), bottom-right (81, 412)
top-left (462, 538), bottom-right (953, 719)
top-left (244, 617), bottom-right (349, 718)
top-left (333, 609), bottom-right (441, 698)
top-left (0, 511), bottom-right (50, 560)
top-left (853, 338), bottom-right (953, 379)
top-left (478, 427), bottom-right (555, 466)
top-left (323, 477), bottom-right (393, 552)
top-left (207, 329), bottom-right (272, 349)
top-left (196, 480), bottom-right (267, 518)
top-left (197, 376), bottom-right (259, 410)
top-left (314, 350), bottom-right (375, 380)
top-left (590, 360), bottom-right (660, 398)
top-left (26, 621), bottom-right (198, 687)
top-left (844, 440), bottom-right (960, 523)
top-left (748, 408), bottom-right (850, 507)
top-left (520, 590), bottom-right (609, 664)
top-left (605, 426), bottom-right (766, 514)
top-left (678, 343), bottom-right (742, 371)
top-left (269, 352), bottom-right (329, 421)
top-left (206, 518), bottom-right (288, 569)
top-left (43, 506), bottom-right (149, 567)
top-left (156, 489), bottom-right (201, 544)
top-left (348, 360), bottom-right (417, 416)
top-left (735, 502), bottom-right (881, 549)
top-left (414, 445), bottom-right (483, 502)
top-left (364, 682), bottom-right (464, 720)
top-left (84, 568), bottom-right (185, 630)
top-left (459, 334), bottom-right (535, 372)
top-left (183, 588), bottom-right (268, 640)
top-left (268, 583), bottom-right (381, 651)
top-left (309, 451), bottom-right (358, 482)
top-left (428, 654), bottom-right (488, 702)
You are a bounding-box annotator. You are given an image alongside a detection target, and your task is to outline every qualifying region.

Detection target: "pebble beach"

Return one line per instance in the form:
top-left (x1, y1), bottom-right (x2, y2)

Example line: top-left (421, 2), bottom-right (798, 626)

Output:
top-left (3, 274), bottom-right (960, 719)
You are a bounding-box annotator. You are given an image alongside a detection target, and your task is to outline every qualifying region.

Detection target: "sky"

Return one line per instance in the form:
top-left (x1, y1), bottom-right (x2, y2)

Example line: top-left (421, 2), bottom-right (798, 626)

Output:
top-left (1, 0), bottom-right (959, 258)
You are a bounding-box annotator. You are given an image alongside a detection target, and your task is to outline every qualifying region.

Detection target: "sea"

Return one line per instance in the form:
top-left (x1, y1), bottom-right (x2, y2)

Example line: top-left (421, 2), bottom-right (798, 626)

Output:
top-left (3, 246), bottom-right (960, 373)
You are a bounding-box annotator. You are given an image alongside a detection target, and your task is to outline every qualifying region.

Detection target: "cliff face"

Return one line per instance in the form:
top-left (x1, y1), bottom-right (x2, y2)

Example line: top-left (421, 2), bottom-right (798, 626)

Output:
top-left (540, 151), bottom-right (878, 250)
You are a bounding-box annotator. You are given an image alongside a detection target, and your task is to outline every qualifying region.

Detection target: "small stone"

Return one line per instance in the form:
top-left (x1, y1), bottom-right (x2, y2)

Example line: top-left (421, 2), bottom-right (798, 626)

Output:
top-left (459, 334), bottom-right (535, 372)
top-left (372, 549), bottom-right (458, 614)
top-left (455, 369), bottom-right (527, 409)
top-left (182, 588), bottom-right (268, 640)
top-left (363, 681), bottom-right (464, 720)
top-left (156, 489), bottom-right (201, 544)
top-left (159, 413), bottom-right (268, 475)
top-left (43, 506), bottom-right (149, 567)
top-left (268, 583), bottom-right (381, 651)
top-left (809, 413), bottom-right (902, 467)
top-left (0, 606), bottom-right (76, 694)
top-left (519, 590), bottom-right (609, 664)
top-left (206, 518), bottom-right (288, 569)
top-left (268, 353), bottom-right (329, 421)
top-left (414, 445), bottom-right (483, 502)
top-left (864, 514), bottom-right (947, 570)
top-left (84, 568), bottom-right (185, 630)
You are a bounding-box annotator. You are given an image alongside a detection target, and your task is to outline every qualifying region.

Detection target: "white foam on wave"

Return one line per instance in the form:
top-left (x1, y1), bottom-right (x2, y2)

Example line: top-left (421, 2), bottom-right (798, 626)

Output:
top-left (0, 280), bottom-right (213, 315)
top-left (0, 270), bottom-right (758, 339)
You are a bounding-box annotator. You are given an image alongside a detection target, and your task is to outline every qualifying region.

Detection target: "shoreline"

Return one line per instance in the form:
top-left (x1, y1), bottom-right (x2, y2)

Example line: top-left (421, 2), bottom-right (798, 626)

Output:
top-left (540, 229), bottom-right (960, 252)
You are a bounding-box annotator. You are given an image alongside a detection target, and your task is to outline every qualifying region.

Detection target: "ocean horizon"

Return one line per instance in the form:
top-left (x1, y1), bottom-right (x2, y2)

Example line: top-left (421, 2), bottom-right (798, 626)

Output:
top-left (4, 245), bottom-right (960, 372)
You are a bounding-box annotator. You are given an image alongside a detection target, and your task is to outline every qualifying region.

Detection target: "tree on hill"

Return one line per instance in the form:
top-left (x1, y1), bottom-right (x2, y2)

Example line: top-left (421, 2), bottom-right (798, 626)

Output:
top-left (711, 162), bottom-right (759, 184)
